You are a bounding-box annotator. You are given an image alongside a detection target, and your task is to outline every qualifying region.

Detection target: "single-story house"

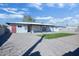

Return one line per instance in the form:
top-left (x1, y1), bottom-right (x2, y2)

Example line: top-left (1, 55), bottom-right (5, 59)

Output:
top-left (75, 26), bottom-right (79, 32)
top-left (6, 22), bottom-right (58, 33)
top-left (59, 26), bottom-right (78, 32)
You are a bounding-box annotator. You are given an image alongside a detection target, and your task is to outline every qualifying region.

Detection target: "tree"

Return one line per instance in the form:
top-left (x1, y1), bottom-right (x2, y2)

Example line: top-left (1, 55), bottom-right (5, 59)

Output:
top-left (23, 15), bottom-right (35, 22)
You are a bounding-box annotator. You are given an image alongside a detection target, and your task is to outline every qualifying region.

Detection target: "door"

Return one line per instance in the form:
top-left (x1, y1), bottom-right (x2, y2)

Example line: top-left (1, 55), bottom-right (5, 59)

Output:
top-left (12, 25), bottom-right (16, 33)
top-left (27, 25), bottom-right (32, 32)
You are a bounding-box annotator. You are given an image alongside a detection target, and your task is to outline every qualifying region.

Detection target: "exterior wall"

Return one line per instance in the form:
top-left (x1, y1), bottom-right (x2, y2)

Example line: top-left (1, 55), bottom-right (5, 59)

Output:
top-left (16, 25), bottom-right (27, 33)
top-left (31, 26), bottom-right (42, 33)
top-left (59, 27), bottom-right (77, 32)
top-left (49, 27), bottom-right (54, 32)
top-left (75, 26), bottom-right (79, 32)
top-left (52, 28), bottom-right (59, 32)
top-left (31, 25), bottom-right (51, 33)
top-left (45, 26), bottom-right (51, 32)
top-left (8, 25), bottom-right (53, 33)
top-left (7, 26), bottom-right (12, 32)
top-left (12, 25), bottom-right (16, 33)
top-left (50, 27), bottom-right (65, 32)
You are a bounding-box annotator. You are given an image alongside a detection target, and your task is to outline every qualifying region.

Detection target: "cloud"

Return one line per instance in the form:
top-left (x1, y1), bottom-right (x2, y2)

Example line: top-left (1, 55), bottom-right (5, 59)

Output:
top-left (35, 16), bottom-right (54, 23)
top-left (47, 3), bottom-right (64, 8)
top-left (0, 3), bottom-right (8, 6)
top-left (69, 3), bottom-right (77, 9)
top-left (35, 16), bottom-right (59, 24)
top-left (0, 13), bottom-right (23, 24)
top-left (1, 7), bottom-right (29, 15)
top-left (57, 3), bottom-right (77, 9)
top-left (63, 17), bottom-right (72, 20)
top-left (58, 3), bottom-right (65, 8)
top-left (35, 14), bottom-right (79, 26)
top-left (15, 11), bottom-right (25, 14)
top-left (2, 8), bottom-right (18, 14)
top-left (57, 15), bottom-right (79, 26)
top-left (30, 3), bottom-right (77, 9)
top-left (0, 14), bottom-right (23, 19)
top-left (46, 3), bottom-right (55, 7)
top-left (29, 3), bottom-right (43, 10)
top-left (35, 16), bottom-right (53, 20)
top-left (21, 8), bottom-right (29, 11)
top-left (9, 14), bottom-right (23, 18)
top-left (46, 3), bottom-right (65, 8)
top-left (46, 3), bottom-right (77, 9)
top-left (0, 4), bottom-right (5, 6)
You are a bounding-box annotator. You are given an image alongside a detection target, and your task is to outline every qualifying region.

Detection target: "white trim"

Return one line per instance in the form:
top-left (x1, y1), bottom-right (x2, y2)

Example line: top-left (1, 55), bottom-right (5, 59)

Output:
top-left (7, 22), bottom-right (54, 26)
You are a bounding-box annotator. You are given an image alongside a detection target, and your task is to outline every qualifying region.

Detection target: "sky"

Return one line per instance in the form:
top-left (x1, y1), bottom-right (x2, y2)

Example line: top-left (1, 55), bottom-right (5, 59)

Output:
top-left (0, 3), bottom-right (79, 26)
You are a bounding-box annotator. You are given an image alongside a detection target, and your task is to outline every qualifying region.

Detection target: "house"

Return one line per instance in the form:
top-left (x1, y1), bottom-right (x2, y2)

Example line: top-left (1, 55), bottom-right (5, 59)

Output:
top-left (75, 26), bottom-right (79, 32)
top-left (6, 22), bottom-right (56, 33)
top-left (53, 26), bottom-right (66, 32)
top-left (56, 26), bottom-right (79, 32)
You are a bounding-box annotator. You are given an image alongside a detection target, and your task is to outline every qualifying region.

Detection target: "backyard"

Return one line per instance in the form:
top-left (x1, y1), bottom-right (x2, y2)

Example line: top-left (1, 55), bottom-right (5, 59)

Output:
top-left (37, 33), bottom-right (75, 39)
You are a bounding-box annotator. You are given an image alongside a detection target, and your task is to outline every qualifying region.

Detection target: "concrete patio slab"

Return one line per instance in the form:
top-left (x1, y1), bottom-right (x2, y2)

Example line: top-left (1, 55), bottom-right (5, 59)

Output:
top-left (0, 33), bottom-right (79, 56)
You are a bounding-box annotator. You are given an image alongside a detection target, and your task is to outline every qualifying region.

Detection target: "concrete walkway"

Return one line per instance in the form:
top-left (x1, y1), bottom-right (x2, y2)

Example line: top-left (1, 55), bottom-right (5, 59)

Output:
top-left (32, 34), bottom-right (79, 56)
top-left (0, 33), bottom-right (41, 56)
top-left (0, 33), bottom-right (79, 56)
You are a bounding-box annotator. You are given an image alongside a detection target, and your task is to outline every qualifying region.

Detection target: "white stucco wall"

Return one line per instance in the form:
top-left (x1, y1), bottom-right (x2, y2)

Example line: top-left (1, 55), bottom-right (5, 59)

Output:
top-left (49, 27), bottom-right (54, 32)
top-left (16, 25), bottom-right (27, 33)
top-left (8, 25), bottom-right (54, 33)
top-left (7, 26), bottom-right (12, 32)
top-left (58, 27), bottom-right (78, 32)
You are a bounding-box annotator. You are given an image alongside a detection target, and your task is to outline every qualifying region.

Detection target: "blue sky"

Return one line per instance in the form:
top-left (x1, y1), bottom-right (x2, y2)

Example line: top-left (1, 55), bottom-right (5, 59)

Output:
top-left (0, 3), bottom-right (79, 26)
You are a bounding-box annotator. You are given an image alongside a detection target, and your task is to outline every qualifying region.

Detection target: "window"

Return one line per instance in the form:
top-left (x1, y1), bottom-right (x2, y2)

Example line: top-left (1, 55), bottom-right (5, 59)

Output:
top-left (42, 26), bottom-right (46, 31)
top-left (18, 25), bottom-right (22, 27)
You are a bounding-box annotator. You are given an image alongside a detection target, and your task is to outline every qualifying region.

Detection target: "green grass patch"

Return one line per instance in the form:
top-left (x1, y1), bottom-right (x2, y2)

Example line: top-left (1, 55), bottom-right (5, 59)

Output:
top-left (37, 33), bottom-right (75, 39)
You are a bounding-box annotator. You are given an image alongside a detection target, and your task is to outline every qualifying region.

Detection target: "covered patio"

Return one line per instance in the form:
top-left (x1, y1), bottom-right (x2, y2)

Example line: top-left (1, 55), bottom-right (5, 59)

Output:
top-left (7, 22), bottom-right (55, 33)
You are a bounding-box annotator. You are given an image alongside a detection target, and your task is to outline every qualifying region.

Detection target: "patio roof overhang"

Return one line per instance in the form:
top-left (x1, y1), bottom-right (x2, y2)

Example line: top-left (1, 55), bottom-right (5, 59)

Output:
top-left (6, 22), bottom-right (55, 27)
top-left (6, 22), bottom-right (65, 27)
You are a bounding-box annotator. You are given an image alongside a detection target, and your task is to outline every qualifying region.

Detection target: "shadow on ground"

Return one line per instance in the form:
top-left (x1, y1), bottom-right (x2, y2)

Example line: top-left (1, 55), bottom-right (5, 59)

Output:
top-left (63, 48), bottom-right (79, 56)
top-left (30, 51), bottom-right (41, 56)
top-left (22, 35), bottom-right (45, 56)
top-left (0, 28), bottom-right (12, 47)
